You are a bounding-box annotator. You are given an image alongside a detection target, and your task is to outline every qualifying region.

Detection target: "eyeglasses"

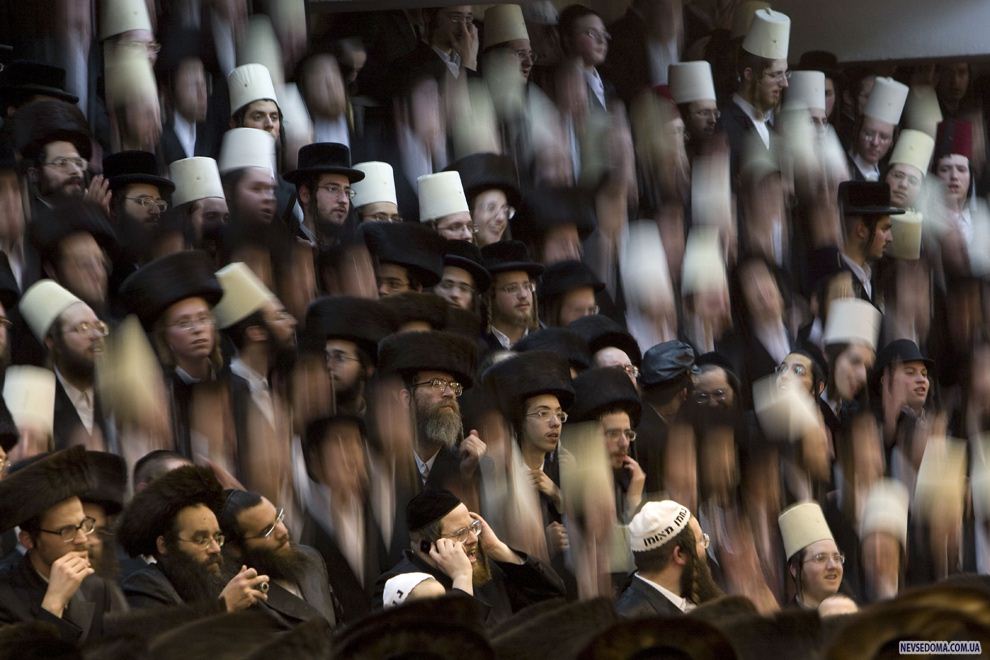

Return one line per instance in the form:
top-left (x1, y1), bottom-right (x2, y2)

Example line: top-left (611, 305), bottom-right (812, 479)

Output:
top-left (246, 508), bottom-right (285, 540)
top-left (414, 378), bottom-right (464, 397)
top-left (622, 364), bottom-right (640, 379)
top-left (44, 157), bottom-right (87, 172)
top-left (583, 29), bottom-right (611, 43)
top-left (177, 532), bottom-right (225, 549)
top-left (513, 49), bottom-right (538, 64)
top-left (862, 130), bottom-right (893, 144)
top-left (317, 183), bottom-right (356, 200)
top-left (69, 320), bottom-right (110, 337)
top-left (326, 349), bottom-right (361, 365)
top-left (605, 428), bottom-right (637, 442)
top-left (701, 532), bottom-right (711, 550)
top-left (764, 69), bottom-right (790, 82)
top-left (776, 362), bottom-right (808, 377)
top-left (442, 12), bottom-right (473, 25)
top-left (805, 552), bottom-right (845, 565)
top-left (437, 220), bottom-right (476, 237)
top-left (440, 519), bottom-right (482, 543)
top-left (496, 281), bottom-right (535, 296)
top-left (695, 389), bottom-right (728, 404)
top-left (526, 408), bottom-right (568, 424)
top-left (125, 196), bottom-right (169, 213)
top-left (169, 314), bottom-right (215, 332)
top-left (477, 201), bottom-right (515, 220)
top-left (39, 517), bottom-right (96, 543)
top-left (437, 279), bottom-right (475, 295)
top-left (361, 212), bottom-right (404, 223)
top-left (692, 109), bottom-right (721, 121)
top-left (377, 277), bottom-right (410, 291)
top-left (889, 169), bottom-right (922, 187)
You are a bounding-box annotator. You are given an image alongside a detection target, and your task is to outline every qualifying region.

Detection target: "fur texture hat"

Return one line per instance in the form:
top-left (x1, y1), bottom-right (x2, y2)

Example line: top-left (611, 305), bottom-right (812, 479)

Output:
top-left (0, 446), bottom-right (95, 531)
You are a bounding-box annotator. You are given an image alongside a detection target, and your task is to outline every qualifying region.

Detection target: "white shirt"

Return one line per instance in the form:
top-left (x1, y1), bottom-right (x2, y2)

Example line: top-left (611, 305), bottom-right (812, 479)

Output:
top-left (634, 574), bottom-right (695, 612)
top-left (841, 253), bottom-right (873, 299)
top-left (173, 111), bottom-right (197, 159)
top-left (490, 325), bottom-right (527, 350)
top-left (753, 320), bottom-right (791, 365)
top-left (647, 37), bottom-right (679, 87)
top-left (732, 93), bottom-right (770, 148)
top-left (414, 450), bottom-right (439, 484)
top-left (850, 152), bottom-right (880, 181)
top-left (584, 67), bottom-right (607, 110)
top-left (230, 357), bottom-right (275, 427)
top-left (55, 368), bottom-right (95, 435)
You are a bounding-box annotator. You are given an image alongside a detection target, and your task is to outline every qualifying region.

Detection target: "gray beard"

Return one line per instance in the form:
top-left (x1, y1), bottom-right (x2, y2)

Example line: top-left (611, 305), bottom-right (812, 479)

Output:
top-left (423, 408), bottom-right (462, 448)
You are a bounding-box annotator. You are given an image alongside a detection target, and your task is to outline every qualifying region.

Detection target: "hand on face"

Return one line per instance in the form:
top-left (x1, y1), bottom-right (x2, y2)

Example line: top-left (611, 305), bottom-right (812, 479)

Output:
top-left (42, 551), bottom-right (93, 616)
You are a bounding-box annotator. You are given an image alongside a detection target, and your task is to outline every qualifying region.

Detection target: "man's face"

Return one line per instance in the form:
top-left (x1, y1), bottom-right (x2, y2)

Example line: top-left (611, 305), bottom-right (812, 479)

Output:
top-left (359, 201), bottom-right (402, 224)
top-left (53, 302), bottom-right (105, 374)
top-left (570, 14), bottom-right (608, 66)
top-left (865, 215), bottom-right (893, 260)
top-left (594, 347), bottom-right (637, 386)
top-left (316, 419), bottom-right (368, 495)
top-left (521, 393), bottom-right (564, 455)
top-left (434, 212), bottom-right (474, 242)
top-left (435, 266), bottom-right (475, 310)
top-left (260, 300), bottom-right (297, 350)
top-left (325, 338), bottom-right (364, 395)
top-left (56, 232), bottom-right (108, 308)
top-left (601, 410), bottom-right (632, 469)
top-left (311, 173), bottom-right (352, 227)
top-left (887, 360), bottom-right (929, 411)
top-left (856, 117), bottom-right (894, 166)
top-left (169, 504), bottom-right (223, 574)
top-left (936, 154), bottom-right (971, 208)
top-left (233, 168), bottom-right (277, 224)
top-left (833, 343), bottom-right (875, 401)
top-left (35, 141), bottom-right (86, 201)
top-left (558, 286), bottom-right (598, 326)
top-left (542, 225), bottom-right (581, 264)
top-left (174, 57), bottom-right (208, 123)
top-left (693, 367), bottom-right (734, 409)
top-left (491, 271), bottom-right (533, 327)
top-left (412, 369), bottom-right (463, 448)
top-left (471, 189), bottom-right (511, 247)
top-left (240, 100), bottom-right (281, 139)
top-left (431, 6), bottom-right (473, 51)
top-left (777, 353), bottom-right (814, 394)
top-left (886, 163), bottom-right (923, 209)
top-left (26, 497), bottom-right (89, 570)
top-left (753, 59), bottom-right (788, 112)
top-left (942, 62), bottom-right (969, 103)
top-left (162, 297), bottom-right (215, 364)
top-left (119, 182), bottom-right (168, 227)
top-left (799, 539), bottom-right (844, 604)
top-left (0, 169), bottom-right (25, 240)
top-left (189, 196), bottom-right (230, 242)
top-left (685, 100), bottom-right (719, 139)
top-left (740, 260), bottom-right (782, 323)
top-left (438, 503), bottom-right (482, 568)
top-left (81, 501), bottom-right (109, 572)
top-left (237, 497), bottom-right (291, 556)
top-left (824, 77), bottom-right (836, 118)
top-left (502, 38), bottom-right (535, 80)
top-left (377, 262), bottom-right (414, 297)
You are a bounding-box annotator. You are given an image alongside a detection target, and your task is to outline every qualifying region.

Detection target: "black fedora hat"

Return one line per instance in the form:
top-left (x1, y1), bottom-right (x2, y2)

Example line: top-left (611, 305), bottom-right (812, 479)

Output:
top-left (102, 150), bottom-right (175, 194)
top-left (514, 327), bottom-right (592, 372)
top-left (838, 181), bottom-right (904, 217)
top-left (284, 142), bottom-right (365, 185)
top-left (0, 60), bottom-right (78, 104)
top-left (483, 350), bottom-right (575, 417)
top-left (118, 250), bottom-right (223, 329)
top-left (538, 259), bottom-right (604, 300)
top-left (569, 366), bottom-right (642, 426)
top-left (445, 152), bottom-right (520, 207)
top-left (875, 338), bottom-right (934, 375)
top-left (11, 98), bottom-right (91, 161)
top-left (480, 240), bottom-right (544, 278)
top-left (443, 239), bottom-right (491, 292)
top-left (361, 221), bottom-right (445, 287)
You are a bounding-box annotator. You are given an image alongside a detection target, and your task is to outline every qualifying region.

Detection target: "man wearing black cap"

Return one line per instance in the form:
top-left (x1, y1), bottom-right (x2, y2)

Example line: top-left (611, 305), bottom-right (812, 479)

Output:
top-left (480, 240), bottom-right (544, 352)
top-left (374, 488), bottom-right (565, 626)
top-left (836, 181), bottom-right (904, 305)
top-left (104, 150), bottom-right (175, 231)
top-left (0, 60), bottom-right (80, 116)
top-left (539, 260), bottom-right (606, 327)
top-left (285, 142), bottom-right (366, 247)
top-left (361, 221), bottom-right (445, 298)
top-left (635, 340), bottom-right (696, 498)
top-left (874, 339), bottom-right (933, 455)
top-left (568, 314), bottom-right (642, 386)
top-left (435, 239), bottom-right (491, 312)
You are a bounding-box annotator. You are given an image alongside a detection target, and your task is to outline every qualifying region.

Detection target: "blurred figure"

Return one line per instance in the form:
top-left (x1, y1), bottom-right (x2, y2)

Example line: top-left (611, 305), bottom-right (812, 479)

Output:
top-left (481, 5), bottom-right (535, 81)
top-left (538, 260), bottom-right (604, 327)
top-left (168, 157), bottom-right (230, 256)
top-left (836, 181), bottom-right (901, 306)
top-left (218, 128), bottom-right (278, 226)
top-left (79, 451), bottom-right (126, 582)
top-left (435, 240), bottom-right (490, 312)
top-left (602, 0), bottom-right (684, 105)
top-left (669, 61), bottom-right (719, 152)
top-left (559, 5), bottom-right (611, 112)
top-left (299, 54), bottom-right (351, 147)
top-left (847, 77), bottom-right (907, 182)
top-left (157, 32), bottom-right (215, 164)
top-left (936, 62), bottom-right (970, 117)
top-left (445, 153), bottom-right (520, 248)
top-left (859, 480), bottom-right (909, 602)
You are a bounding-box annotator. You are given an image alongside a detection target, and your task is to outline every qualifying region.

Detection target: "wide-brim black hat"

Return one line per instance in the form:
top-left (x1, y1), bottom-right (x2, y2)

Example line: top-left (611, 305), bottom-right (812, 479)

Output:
top-left (117, 465), bottom-right (224, 558)
top-left (480, 239), bottom-right (544, 278)
top-left (568, 314), bottom-right (641, 365)
top-left (873, 338), bottom-right (934, 390)
top-left (378, 330), bottom-right (478, 388)
top-left (103, 150), bottom-right (175, 194)
top-left (149, 610), bottom-right (286, 660)
top-left (118, 250), bottom-right (223, 329)
top-left (514, 327), bottom-right (592, 372)
top-left (284, 142), bottom-right (365, 185)
top-left (0, 60), bottom-right (79, 104)
top-left (444, 238), bottom-right (492, 292)
top-left (483, 350), bottom-right (574, 417)
top-left (303, 295), bottom-right (397, 362)
top-left (444, 152), bottom-right (520, 207)
top-left (513, 187), bottom-right (596, 241)
top-left (11, 98), bottom-right (92, 161)
top-left (538, 259), bottom-right (604, 299)
top-left (361, 221), bottom-right (445, 287)
top-left (0, 446), bottom-right (94, 531)
top-left (30, 200), bottom-right (118, 265)
top-left (245, 616), bottom-right (333, 660)
top-left (838, 181), bottom-right (905, 217)
top-left (81, 451), bottom-right (127, 516)
top-left (569, 366), bottom-right (642, 426)
top-left (381, 291), bottom-right (449, 330)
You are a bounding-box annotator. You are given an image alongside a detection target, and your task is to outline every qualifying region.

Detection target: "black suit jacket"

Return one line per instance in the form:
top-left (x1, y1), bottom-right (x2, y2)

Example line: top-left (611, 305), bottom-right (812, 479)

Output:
top-left (634, 402), bottom-right (669, 498)
top-left (601, 9), bottom-right (653, 105)
top-left (121, 563), bottom-right (184, 609)
top-left (52, 379), bottom-right (114, 452)
top-left (158, 116), bottom-right (220, 167)
top-left (614, 574), bottom-right (685, 618)
top-left (258, 544), bottom-right (338, 629)
top-left (717, 99), bottom-right (772, 183)
top-left (0, 554), bottom-right (115, 643)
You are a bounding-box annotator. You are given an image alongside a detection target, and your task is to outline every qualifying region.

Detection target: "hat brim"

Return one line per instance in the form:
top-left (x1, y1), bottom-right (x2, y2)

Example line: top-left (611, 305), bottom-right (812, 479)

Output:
top-left (845, 205), bottom-right (905, 216)
top-left (284, 166), bottom-right (366, 185)
top-left (445, 256), bottom-right (492, 292)
top-left (485, 261), bottom-right (544, 278)
top-left (108, 173), bottom-right (176, 194)
top-left (6, 84), bottom-right (79, 104)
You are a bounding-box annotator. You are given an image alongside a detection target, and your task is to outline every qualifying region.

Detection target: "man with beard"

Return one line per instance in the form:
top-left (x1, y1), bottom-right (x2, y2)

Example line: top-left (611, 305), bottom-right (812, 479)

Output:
top-left (480, 240), bottom-right (544, 352)
top-left (79, 451), bottom-right (127, 583)
top-left (285, 143), bottom-right (365, 248)
top-left (168, 157), bottom-right (230, 258)
top-left (374, 489), bottom-right (565, 626)
top-left (670, 61), bottom-right (720, 152)
top-left (19, 280), bottom-right (114, 452)
top-left (616, 500), bottom-right (721, 617)
top-left (117, 465), bottom-right (271, 611)
top-left (218, 128), bottom-right (278, 226)
top-left (220, 489), bottom-right (337, 628)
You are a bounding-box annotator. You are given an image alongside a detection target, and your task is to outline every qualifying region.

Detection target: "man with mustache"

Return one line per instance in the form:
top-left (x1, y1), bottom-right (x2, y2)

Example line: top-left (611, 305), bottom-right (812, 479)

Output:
top-left (480, 240), bottom-right (543, 351)
top-left (374, 489), bottom-right (565, 626)
top-left (219, 489), bottom-right (337, 628)
top-left (117, 465), bottom-right (270, 612)
top-left (616, 500), bottom-right (721, 617)
top-left (285, 143), bottom-right (365, 248)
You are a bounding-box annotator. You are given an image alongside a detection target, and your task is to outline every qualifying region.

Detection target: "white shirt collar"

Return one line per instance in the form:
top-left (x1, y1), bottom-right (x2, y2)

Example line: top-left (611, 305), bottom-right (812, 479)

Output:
top-left (732, 93), bottom-right (771, 148)
top-left (490, 325), bottom-right (528, 350)
top-left (173, 110), bottom-right (198, 159)
top-left (841, 253), bottom-right (873, 298)
top-left (634, 573), bottom-right (694, 612)
top-left (414, 451), bottom-right (439, 482)
top-left (431, 45), bottom-right (462, 78)
top-left (54, 367), bottom-right (95, 434)
top-left (230, 356), bottom-right (268, 391)
top-left (850, 152), bottom-right (880, 181)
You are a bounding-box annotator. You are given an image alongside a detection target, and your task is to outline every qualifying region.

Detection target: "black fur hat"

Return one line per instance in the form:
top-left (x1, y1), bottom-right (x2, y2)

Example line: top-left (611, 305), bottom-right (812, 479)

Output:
top-left (483, 350), bottom-right (574, 420)
top-left (0, 446), bottom-right (95, 531)
top-left (380, 291), bottom-right (449, 331)
top-left (118, 250), bottom-right (223, 330)
top-left (378, 330), bottom-right (478, 388)
top-left (303, 295), bottom-right (397, 363)
top-left (80, 451), bottom-right (128, 516)
top-left (569, 366), bottom-right (642, 426)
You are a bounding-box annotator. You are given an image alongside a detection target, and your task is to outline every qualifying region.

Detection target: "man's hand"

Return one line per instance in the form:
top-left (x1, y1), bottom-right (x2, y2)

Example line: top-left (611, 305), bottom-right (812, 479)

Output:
top-left (529, 469), bottom-right (562, 511)
top-left (452, 20), bottom-right (479, 71)
top-left (429, 537), bottom-right (473, 593)
top-left (220, 565), bottom-right (270, 612)
top-left (546, 521), bottom-right (569, 556)
top-left (459, 430), bottom-right (487, 477)
top-left (84, 174), bottom-right (112, 215)
top-left (622, 455), bottom-right (646, 512)
top-left (41, 551), bottom-right (94, 617)
top-left (470, 512), bottom-right (522, 565)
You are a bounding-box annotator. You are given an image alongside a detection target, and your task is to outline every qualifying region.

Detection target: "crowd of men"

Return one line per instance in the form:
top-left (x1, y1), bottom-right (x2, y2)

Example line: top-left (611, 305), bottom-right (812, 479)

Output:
top-left (0, 0), bottom-right (988, 657)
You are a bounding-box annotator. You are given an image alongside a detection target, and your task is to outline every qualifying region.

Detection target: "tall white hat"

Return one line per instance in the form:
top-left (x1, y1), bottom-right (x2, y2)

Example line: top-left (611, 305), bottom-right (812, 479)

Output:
top-left (228, 64), bottom-right (279, 116)
top-left (218, 128), bottom-right (276, 176)
top-left (100, 0), bottom-right (152, 41)
top-left (890, 211), bottom-right (923, 260)
top-left (169, 157), bottom-right (224, 207)
top-left (860, 479), bottom-right (909, 547)
top-left (418, 172), bottom-right (469, 222)
top-left (483, 4), bottom-right (529, 50)
top-left (2, 367), bottom-right (56, 437)
top-left (888, 129), bottom-right (935, 175)
top-left (904, 85), bottom-right (943, 139)
top-left (681, 226), bottom-right (727, 295)
top-left (213, 262), bottom-right (276, 329)
top-left (18, 280), bottom-right (84, 342)
top-left (237, 15), bottom-right (285, 90)
top-left (785, 71), bottom-right (826, 112)
top-left (742, 9), bottom-right (790, 61)
top-left (352, 162), bottom-right (398, 208)
top-left (864, 77), bottom-right (909, 126)
top-left (778, 501), bottom-right (834, 560)
top-left (628, 500), bottom-right (692, 553)
top-left (823, 297), bottom-right (882, 351)
top-left (669, 61), bottom-right (716, 105)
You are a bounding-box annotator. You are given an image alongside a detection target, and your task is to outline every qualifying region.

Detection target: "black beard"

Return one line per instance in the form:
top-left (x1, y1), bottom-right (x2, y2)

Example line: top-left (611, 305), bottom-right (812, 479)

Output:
top-left (680, 547), bottom-right (724, 605)
top-left (420, 406), bottom-right (462, 449)
top-left (54, 340), bottom-right (95, 385)
top-left (158, 544), bottom-right (226, 604)
top-left (238, 542), bottom-right (309, 583)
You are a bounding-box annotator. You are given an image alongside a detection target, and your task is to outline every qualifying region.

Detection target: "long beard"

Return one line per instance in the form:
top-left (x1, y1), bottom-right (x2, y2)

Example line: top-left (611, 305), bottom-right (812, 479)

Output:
top-left (159, 546), bottom-right (226, 604)
top-left (472, 548), bottom-right (492, 587)
top-left (422, 406), bottom-right (462, 449)
top-left (239, 542), bottom-right (309, 583)
top-left (680, 549), bottom-right (723, 605)
top-left (55, 342), bottom-right (95, 385)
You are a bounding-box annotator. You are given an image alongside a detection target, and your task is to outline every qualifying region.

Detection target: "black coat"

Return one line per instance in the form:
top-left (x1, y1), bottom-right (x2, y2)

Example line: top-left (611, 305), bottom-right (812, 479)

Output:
top-left (634, 401), bottom-right (669, 498)
top-left (52, 379), bottom-right (115, 453)
top-left (0, 554), bottom-right (116, 644)
top-left (158, 116), bottom-right (220, 167)
top-left (373, 548), bottom-right (565, 627)
top-left (258, 544), bottom-right (338, 629)
top-left (717, 99), bottom-right (772, 184)
top-left (120, 563), bottom-right (184, 609)
top-left (614, 574), bottom-right (685, 618)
